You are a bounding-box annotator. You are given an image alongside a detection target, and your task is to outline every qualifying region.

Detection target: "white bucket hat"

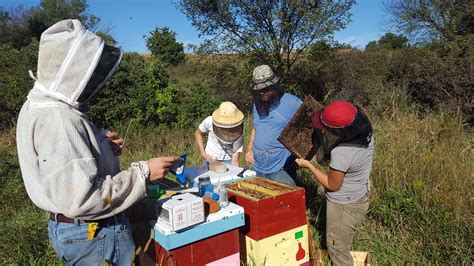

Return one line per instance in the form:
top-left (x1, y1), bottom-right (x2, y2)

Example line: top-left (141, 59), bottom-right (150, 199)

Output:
top-left (212, 102), bottom-right (244, 128)
top-left (250, 65), bottom-right (280, 91)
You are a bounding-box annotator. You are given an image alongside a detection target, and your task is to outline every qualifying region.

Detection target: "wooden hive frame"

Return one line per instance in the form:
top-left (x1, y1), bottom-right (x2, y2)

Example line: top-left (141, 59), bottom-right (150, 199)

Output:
top-left (278, 95), bottom-right (323, 160)
top-left (226, 177), bottom-right (299, 201)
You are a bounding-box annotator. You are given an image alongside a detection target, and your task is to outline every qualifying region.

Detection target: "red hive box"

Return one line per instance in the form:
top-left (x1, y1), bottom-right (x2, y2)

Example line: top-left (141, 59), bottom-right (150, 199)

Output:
top-left (226, 177), bottom-right (307, 241)
top-left (154, 229), bottom-right (240, 265)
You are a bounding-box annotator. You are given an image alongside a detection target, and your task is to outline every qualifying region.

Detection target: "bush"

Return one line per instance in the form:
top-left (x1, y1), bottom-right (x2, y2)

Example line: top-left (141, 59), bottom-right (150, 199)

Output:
top-left (388, 36), bottom-right (473, 119)
top-left (89, 53), bottom-right (170, 128)
top-left (145, 26), bottom-right (185, 66)
top-left (288, 37), bottom-right (473, 123)
top-left (174, 81), bottom-right (221, 128)
top-left (0, 41), bottom-right (38, 130)
top-left (155, 82), bottom-right (179, 125)
top-left (170, 54), bottom-right (254, 112)
top-left (290, 47), bottom-right (394, 107)
top-left (369, 189), bottom-right (471, 263)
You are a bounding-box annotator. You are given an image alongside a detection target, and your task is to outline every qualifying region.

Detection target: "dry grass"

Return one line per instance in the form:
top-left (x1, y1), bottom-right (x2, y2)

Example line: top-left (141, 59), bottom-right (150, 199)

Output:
top-left (371, 108), bottom-right (473, 217)
top-left (293, 100), bottom-right (473, 264)
top-left (0, 128), bottom-right (17, 155)
top-left (0, 103), bottom-right (472, 264)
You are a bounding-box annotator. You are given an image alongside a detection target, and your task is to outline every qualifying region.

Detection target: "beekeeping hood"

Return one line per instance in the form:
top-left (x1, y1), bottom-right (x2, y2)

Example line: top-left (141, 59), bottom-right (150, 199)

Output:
top-left (312, 104), bottom-right (373, 164)
top-left (28, 19), bottom-right (122, 109)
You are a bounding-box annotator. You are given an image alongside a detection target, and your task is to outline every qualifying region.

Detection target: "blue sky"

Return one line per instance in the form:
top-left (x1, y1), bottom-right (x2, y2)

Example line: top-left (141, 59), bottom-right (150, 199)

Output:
top-left (2, 0), bottom-right (390, 52)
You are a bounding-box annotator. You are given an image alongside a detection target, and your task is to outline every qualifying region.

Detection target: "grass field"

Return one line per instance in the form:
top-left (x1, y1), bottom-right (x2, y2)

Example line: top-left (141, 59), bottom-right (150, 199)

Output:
top-left (0, 101), bottom-right (472, 264)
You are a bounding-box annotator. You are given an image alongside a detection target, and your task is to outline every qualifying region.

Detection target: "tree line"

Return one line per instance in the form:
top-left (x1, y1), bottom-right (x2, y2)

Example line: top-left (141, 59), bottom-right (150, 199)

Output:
top-left (0, 0), bottom-right (472, 130)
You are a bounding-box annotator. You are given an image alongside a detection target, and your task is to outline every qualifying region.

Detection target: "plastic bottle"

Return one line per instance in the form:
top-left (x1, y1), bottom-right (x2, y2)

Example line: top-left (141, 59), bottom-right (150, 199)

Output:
top-left (204, 191), bottom-right (219, 200)
top-left (198, 175), bottom-right (212, 196)
top-left (214, 181), bottom-right (229, 207)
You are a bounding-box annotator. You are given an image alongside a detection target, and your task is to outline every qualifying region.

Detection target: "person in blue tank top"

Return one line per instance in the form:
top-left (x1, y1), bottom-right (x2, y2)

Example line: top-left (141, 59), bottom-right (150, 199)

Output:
top-left (245, 65), bottom-right (302, 185)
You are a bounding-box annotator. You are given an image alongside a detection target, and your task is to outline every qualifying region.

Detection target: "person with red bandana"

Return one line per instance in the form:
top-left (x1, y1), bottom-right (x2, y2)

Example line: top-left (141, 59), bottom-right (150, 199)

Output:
top-left (295, 100), bottom-right (374, 266)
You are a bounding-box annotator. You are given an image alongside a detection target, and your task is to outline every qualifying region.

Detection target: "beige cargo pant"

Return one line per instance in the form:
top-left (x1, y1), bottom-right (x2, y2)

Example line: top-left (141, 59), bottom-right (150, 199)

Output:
top-left (326, 196), bottom-right (369, 266)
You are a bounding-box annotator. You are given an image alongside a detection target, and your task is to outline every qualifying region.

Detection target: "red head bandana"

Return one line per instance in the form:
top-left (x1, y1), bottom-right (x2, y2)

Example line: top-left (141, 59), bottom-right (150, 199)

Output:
top-left (312, 101), bottom-right (357, 129)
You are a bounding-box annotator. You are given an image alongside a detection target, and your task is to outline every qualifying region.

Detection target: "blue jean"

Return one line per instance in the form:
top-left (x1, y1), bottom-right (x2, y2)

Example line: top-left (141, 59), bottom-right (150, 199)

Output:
top-left (256, 169), bottom-right (296, 186)
top-left (48, 213), bottom-right (135, 265)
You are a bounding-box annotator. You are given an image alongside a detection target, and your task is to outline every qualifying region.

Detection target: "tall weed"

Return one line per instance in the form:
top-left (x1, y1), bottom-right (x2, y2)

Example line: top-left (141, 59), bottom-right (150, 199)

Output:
top-left (361, 102), bottom-right (472, 264)
top-left (0, 105), bottom-right (472, 263)
top-left (0, 130), bottom-right (58, 264)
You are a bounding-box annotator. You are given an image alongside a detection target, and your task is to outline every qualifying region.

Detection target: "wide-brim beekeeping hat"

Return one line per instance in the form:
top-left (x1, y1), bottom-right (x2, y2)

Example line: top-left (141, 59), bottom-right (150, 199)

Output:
top-left (212, 102), bottom-right (244, 128)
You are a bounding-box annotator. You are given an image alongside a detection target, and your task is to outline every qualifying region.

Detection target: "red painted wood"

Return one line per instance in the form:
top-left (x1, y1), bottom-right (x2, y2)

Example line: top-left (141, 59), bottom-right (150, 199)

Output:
top-left (154, 229), bottom-right (240, 265)
top-left (228, 187), bottom-right (307, 241)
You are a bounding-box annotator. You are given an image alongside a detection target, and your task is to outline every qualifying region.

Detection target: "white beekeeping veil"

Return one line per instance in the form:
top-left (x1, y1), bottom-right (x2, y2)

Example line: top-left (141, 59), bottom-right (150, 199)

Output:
top-left (30, 19), bottom-right (122, 108)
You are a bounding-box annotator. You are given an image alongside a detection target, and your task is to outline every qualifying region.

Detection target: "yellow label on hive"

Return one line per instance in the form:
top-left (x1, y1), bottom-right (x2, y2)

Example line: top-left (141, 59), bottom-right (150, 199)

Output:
top-left (245, 225), bottom-right (309, 265)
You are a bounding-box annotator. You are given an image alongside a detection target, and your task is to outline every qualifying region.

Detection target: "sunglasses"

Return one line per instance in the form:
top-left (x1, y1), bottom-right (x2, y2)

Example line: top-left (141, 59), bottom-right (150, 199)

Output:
top-left (254, 86), bottom-right (276, 95)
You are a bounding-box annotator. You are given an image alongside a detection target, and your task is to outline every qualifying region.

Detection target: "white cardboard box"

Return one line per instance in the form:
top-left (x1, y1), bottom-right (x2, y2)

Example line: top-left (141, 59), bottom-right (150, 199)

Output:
top-left (176, 192), bottom-right (204, 226)
top-left (157, 193), bottom-right (204, 231)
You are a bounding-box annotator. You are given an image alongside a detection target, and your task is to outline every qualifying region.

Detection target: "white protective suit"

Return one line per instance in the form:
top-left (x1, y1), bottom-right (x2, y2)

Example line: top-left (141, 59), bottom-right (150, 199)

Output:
top-left (16, 19), bottom-right (149, 220)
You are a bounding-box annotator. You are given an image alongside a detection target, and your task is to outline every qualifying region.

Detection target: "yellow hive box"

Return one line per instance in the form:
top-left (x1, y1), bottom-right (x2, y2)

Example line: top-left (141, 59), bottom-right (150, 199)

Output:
top-left (244, 224), bottom-right (309, 266)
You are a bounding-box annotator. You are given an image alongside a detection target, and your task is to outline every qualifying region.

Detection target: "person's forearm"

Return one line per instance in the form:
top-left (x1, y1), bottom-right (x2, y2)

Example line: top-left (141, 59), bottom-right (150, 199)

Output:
top-left (231, 152), bottom-right (240, 166)
top-left (308, 164), bottom-right (330, 190)
top-left (246, 128), bottom-right (255, 152)
top-left (194, 130), bottom-right (206, 156)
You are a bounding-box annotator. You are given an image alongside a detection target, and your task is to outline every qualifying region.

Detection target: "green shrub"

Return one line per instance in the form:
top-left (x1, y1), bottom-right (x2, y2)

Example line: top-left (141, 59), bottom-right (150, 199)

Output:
top-left (155, 83), bottom-right (179, 125)
top-left (170, 54), bottom-right (253, 112)
top-left (174, 81), bottom-right (221, 128)
top-left (386, 38), bottom-right (473, 118)
top-left (0, 146), bottom-right (59, 264)
top-left (89, 53), bottom-right (170, 128)
top-left (369, 189), bottom-right (471, 264)
top-left (299, 48), bottom-right (394, 107)
top-left (145, 26), bottom-right (185, 66)
top-left (0, 41), bottom-right (38, 130)
top-left (289, 37), bottom-right (473, 121)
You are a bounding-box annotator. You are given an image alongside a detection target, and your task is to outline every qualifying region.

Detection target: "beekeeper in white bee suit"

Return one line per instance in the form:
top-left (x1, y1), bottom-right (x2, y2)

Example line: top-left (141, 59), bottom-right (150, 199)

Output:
top-left (194, 102), bottom-right (245, 166)
top-left (16, 19), bottom-right (180, 265)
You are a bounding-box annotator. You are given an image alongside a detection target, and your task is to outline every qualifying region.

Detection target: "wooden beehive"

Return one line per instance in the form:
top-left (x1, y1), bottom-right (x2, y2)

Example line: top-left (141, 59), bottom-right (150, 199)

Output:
top-left (278, 95), bottom-right (323, 159)
top-left (316, 250), bottom-right (371, 266)
top-left (154, 229), bottom-right (240, 265)
top-left (243, 224), bottom-right (310, 265)
top-left (226, 176), bottom-right (300, 201)
top-left (226, 178), bottom-right (307, 241)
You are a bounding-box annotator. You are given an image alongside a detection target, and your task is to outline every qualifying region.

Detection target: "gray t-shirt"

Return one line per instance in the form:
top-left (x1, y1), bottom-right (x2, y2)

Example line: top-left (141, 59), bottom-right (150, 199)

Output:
top-left (326, 136), bottom-right (374, 203)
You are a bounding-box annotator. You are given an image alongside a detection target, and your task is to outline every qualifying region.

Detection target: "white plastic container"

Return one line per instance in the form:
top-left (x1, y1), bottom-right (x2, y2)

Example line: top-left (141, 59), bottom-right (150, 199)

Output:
top-left (214, 182), bottom-right (229, 208)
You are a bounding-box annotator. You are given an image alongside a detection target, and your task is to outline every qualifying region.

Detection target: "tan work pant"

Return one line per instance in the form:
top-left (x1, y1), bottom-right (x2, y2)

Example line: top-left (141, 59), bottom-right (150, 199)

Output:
top-left (326, 196), bottom-right (369, 266)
